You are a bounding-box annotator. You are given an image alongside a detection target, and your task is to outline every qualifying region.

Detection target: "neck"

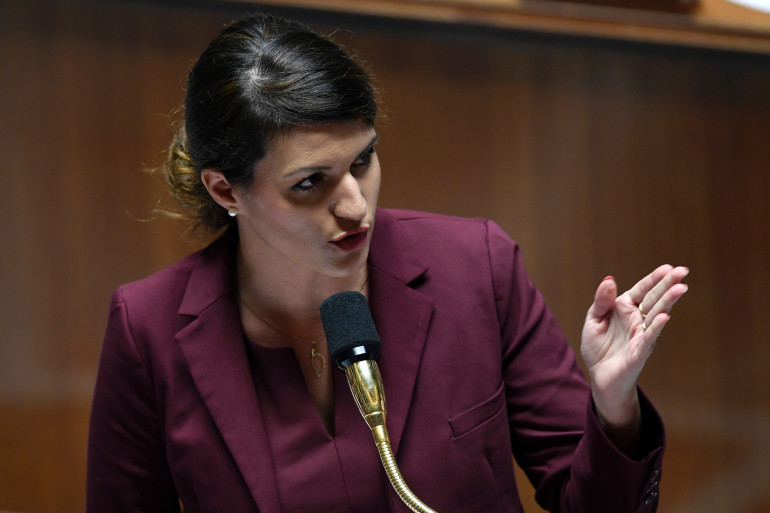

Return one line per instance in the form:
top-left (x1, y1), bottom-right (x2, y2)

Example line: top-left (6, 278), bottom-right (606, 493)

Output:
top-left (236, 244), bottom-right (368, 336)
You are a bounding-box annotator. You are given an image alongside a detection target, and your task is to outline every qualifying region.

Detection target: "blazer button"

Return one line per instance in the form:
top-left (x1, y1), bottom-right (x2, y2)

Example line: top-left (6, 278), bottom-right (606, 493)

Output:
top-left (643, 469), bottom-right (660, 504)
top-left (647, 469), bottom-right (660, 488)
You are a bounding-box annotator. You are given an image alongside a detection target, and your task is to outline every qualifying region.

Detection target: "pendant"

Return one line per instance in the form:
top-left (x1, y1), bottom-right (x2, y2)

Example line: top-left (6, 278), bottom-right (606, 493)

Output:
top-left (311, 347), bottom-right (326, 378)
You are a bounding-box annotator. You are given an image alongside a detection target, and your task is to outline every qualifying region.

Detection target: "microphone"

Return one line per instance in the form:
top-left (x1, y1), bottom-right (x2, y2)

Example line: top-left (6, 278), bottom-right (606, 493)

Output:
top-left (320, 291), bottom-right (437, 513)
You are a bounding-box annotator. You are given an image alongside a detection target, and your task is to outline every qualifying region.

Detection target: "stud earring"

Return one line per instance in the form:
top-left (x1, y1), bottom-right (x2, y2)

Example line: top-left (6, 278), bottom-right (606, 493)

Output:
top-left (228, 207), bottom-right (238, 217)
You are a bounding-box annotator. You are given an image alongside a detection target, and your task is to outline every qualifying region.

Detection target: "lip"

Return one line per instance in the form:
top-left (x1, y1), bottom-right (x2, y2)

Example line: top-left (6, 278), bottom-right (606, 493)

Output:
top-left (330, 227), bottom-right (370, 253)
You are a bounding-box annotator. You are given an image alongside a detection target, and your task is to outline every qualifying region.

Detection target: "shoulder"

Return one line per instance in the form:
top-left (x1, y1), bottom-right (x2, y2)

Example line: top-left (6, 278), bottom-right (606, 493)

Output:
top-left (378, 208), bottom-right (489, 231)
top-left (370, 209), bottom-right (523, 297)
top-left (112, 234), bottom-right (234, 324)
top-left (375, 208), bottom-right (517, 257)
top-left (116, 247), bottom-right (201, 306)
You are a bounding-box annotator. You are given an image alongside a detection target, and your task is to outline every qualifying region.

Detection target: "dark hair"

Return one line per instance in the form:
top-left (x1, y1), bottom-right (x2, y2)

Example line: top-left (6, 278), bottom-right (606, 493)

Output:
top-left (163, 12), bottom-right (378, 232)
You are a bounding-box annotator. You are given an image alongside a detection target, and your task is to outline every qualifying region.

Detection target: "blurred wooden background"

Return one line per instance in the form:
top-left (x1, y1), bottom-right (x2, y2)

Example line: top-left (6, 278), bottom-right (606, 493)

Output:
top-left (1, 0), bottom-right (769, 512)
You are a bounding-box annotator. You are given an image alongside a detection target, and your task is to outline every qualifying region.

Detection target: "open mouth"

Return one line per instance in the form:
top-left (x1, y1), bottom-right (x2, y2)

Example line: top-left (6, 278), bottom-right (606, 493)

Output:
top-left (331, 228), bottom-right (369, 252)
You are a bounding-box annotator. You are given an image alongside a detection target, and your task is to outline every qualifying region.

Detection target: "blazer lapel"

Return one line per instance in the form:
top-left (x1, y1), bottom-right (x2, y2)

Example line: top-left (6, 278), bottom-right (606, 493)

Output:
top-left (368, 210), bottom-right (433, 456)
top-left (171, 209), bottom-right (433, 508)
top-left (174, 238), bottom-right (282, 513)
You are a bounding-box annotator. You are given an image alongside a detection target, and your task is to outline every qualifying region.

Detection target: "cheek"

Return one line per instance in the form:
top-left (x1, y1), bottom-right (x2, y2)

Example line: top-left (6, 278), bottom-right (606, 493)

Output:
top-left (246, 196), bottom-right (299, 236)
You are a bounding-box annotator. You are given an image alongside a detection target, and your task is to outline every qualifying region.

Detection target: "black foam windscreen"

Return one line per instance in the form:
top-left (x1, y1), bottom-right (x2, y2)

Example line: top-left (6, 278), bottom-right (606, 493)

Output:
top-left (320, 291), bottom-right (381, 366)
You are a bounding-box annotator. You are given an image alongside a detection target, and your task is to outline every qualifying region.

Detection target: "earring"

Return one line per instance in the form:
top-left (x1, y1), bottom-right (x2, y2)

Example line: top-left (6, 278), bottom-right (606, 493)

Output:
top-left (228, 207), bottom-right (238, 217)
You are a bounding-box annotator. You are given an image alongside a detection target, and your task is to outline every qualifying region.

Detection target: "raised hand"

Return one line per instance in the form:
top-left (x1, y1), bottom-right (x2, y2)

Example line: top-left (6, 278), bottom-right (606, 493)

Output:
top-left (580, 265), bottom-right (689, 451)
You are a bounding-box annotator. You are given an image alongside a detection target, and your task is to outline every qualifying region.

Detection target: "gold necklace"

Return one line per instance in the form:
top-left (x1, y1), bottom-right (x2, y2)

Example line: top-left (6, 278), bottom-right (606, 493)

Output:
top-left (239, 275), bottom-right (368, 379)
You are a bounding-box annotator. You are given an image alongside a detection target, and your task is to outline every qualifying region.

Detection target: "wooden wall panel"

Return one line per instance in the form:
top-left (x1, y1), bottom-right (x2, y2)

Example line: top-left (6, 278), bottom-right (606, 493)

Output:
top-left (1, 1), bottom-right (768, 512)
top-left (0, 2), bottom-right (227, 511)
top-left (241, 0), bottom-right (770, 53)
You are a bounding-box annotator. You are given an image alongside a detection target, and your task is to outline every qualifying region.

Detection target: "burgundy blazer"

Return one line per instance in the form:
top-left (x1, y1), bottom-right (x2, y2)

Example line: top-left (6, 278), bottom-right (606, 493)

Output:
top-left (87, 208), bottom-right (664, 512)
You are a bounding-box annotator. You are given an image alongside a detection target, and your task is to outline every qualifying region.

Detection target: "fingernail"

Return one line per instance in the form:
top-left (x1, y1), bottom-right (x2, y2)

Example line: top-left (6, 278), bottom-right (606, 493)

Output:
top-left (603, 276), bottom-right (614, 282)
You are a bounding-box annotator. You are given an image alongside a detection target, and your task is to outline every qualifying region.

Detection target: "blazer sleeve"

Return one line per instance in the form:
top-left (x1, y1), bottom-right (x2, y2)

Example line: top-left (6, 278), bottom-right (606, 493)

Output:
top-left (486, 220), bottom-right (664, 513)
top-left (86, 289), bottom-right (181, 513)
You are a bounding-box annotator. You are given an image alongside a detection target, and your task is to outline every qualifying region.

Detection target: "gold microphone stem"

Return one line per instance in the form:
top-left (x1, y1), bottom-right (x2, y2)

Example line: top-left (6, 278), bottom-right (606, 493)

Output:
top-left (344, 361), bottom-right (438, 513)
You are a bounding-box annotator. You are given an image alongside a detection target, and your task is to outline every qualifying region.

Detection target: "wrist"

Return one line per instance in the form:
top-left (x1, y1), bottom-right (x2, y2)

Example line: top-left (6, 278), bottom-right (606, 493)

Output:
top-left (592, 387), bottom-right (643, 458)
top-left (592, 385), bottom-right (640, 427)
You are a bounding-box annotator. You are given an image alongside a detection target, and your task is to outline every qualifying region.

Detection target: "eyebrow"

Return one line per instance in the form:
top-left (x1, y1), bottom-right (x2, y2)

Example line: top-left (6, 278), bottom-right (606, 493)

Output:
top-left (283, 134), bottom-right (379, 179)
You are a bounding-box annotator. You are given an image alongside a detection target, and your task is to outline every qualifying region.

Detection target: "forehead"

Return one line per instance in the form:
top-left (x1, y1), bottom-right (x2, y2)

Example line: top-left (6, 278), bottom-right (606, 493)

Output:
top-left (262, 120), bottom-right (376, 171)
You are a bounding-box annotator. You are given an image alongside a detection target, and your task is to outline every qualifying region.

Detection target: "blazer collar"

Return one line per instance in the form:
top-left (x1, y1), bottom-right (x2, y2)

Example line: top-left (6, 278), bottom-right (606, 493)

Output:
top-left (367, 209), bottom-right (433, 456)
top-left (175, 233), bottom-right (282, 513)
top-left (174, 209), bottom-right (433, 510)
top-left (177, 232), bottom-right (236, 317)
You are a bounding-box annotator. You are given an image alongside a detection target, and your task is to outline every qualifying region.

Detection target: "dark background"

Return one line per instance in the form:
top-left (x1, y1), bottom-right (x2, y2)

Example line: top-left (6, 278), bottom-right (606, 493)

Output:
top-left (1, 0), bottom-right (768, 511)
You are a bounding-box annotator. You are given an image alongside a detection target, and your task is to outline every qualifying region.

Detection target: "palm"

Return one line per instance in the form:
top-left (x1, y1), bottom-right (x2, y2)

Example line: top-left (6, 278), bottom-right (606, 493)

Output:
top-left (581, 266), bottom-right (689, 403)
top-left (582, 291), bottom-right (647, 394)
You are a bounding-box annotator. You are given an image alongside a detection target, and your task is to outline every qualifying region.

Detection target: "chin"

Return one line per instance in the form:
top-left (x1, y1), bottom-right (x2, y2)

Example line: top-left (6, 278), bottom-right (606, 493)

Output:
top-left (329, 249), bottom-right (370, 277)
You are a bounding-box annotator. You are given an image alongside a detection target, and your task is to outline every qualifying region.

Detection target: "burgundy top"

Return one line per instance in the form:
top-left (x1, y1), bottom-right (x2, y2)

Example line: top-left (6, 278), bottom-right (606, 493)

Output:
top-left (247, 342), bottom-right (391, 511)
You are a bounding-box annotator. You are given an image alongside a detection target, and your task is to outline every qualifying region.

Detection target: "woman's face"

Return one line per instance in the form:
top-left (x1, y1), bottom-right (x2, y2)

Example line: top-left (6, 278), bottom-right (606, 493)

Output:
top-left (233, 120), bottom-right (380, 280)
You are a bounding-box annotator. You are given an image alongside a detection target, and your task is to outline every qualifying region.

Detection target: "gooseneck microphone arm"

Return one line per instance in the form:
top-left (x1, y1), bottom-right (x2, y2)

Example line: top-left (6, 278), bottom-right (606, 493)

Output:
top-left (320, 292), bottom-right (437, 513)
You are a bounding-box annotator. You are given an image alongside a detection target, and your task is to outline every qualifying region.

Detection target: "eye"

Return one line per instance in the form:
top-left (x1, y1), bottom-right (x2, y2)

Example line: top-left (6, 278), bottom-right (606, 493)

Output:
top-left (352, 146), bottom-right (376, 171)
top-left (291, 172), bottom-right (326, 193)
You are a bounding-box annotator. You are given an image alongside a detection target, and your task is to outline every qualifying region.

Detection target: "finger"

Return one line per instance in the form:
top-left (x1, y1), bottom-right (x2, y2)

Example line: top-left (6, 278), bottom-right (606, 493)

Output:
top-left (639, 266), bottom-right (689, 317)
top-left (627, 264), bottom-right (674, 306)
top-left (587, 276), bottom-right (617, 321)
top-left (636, 313), bottom-right (669, 361)
top-left (645, 282), bottom-right (688, 321)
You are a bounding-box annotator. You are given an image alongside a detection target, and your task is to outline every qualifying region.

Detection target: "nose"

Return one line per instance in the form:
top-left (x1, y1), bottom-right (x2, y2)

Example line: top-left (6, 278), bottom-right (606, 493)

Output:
top-left (331, 173), bottom-right (367, 221)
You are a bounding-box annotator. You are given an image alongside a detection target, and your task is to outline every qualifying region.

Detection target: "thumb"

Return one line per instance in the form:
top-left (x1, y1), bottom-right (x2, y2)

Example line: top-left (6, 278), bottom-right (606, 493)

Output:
top-left (587, 276), bottom-right (617, 321)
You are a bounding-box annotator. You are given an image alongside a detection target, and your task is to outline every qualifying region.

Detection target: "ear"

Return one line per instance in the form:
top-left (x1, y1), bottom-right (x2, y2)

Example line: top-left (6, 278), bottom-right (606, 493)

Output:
top-left (201, 168), bottom-right (238, 212)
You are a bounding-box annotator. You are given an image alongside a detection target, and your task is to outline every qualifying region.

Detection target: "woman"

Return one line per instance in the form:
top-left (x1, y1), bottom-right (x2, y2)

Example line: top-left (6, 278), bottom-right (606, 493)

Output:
top-left (87, 12), bottom-right (688, 513)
